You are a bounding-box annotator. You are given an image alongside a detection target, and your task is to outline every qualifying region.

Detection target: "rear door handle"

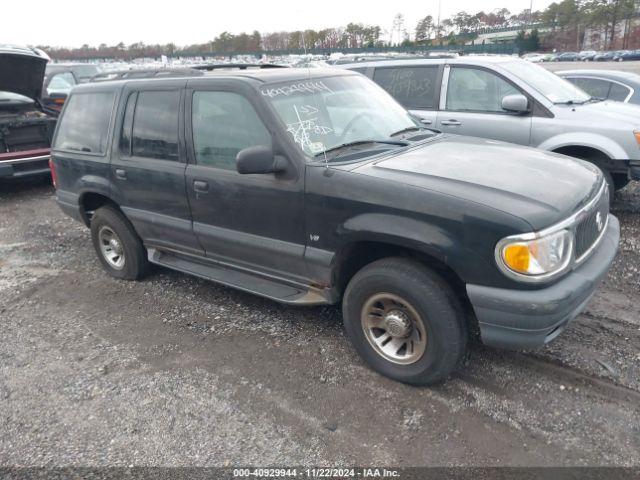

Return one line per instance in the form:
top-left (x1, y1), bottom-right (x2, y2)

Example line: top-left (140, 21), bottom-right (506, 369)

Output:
top-left (115, 168), bottom-right (127, 180)
top-left (441, 120), bottom-right (462, 126)
top-left (193, 180), bottom-right (209, 193)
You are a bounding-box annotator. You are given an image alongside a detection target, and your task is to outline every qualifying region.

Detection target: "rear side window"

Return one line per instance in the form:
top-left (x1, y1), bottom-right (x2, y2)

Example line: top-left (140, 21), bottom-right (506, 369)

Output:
top-left (131, 91), bottom-right (180, 161)
top-left (54, 92), bottom-right (115, 154)
top-left (373, 67), bottom-right (439, 109)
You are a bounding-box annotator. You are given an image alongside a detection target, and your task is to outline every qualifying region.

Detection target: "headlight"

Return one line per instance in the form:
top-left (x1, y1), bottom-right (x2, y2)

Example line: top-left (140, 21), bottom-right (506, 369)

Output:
top-left (496, 229), bottom-right (573, 281)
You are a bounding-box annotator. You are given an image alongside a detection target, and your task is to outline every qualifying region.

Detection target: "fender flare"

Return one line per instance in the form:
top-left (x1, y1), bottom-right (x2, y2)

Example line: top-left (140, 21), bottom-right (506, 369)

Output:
top-left (537, 133), bottom-right (626, 160)
top-left (332, 213), bottom-right (496, 285)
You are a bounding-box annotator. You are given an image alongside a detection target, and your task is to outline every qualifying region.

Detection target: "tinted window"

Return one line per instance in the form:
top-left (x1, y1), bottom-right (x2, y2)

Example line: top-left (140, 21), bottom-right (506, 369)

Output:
top-left (608, 82), bottom-right (631, 101)
top-left (568, 77), bottom-right (611, 99)
top-left (446, 67), bottom-right (520, 112)
top-left (131, 91), bottom-right (179, 161)
top-left (373, 67), bottom-right (439, 109)
top-left (54, 92), bottom-right (114, 154)
top-left (192, 91), bottom-right (271, 170)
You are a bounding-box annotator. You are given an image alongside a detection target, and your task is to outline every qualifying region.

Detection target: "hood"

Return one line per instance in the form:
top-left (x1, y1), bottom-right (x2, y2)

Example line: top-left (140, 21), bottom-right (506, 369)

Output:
top-left (570, 100), bottom-right (640, 127)
top-left (0, 46), bottom-right (49, 101)
top-left (353, 135), bottom-right (601, 230)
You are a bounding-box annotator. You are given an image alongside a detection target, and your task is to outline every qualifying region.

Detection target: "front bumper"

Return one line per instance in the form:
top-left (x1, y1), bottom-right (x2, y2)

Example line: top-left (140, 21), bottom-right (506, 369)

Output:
top-left (467, 215), bottom-right (620, 350)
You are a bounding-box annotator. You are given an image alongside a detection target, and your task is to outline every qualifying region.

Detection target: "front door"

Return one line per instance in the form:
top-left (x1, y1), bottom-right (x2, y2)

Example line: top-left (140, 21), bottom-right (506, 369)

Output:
top-left (110, 84), bottom-right (202, 255)
top-left (437, 65), bottom-right (532, 146)
top-left (184, 87), bottom-right (307, 282)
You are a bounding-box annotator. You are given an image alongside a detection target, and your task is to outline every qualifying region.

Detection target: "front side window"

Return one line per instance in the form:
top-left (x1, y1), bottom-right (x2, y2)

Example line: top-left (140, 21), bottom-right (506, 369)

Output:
top-left (47, 72), bottom-right (76, 95)
top-left (192, 91), bottom-right (271, 170)
top-left (54, 92), bottom-right (115, 154)
top-left (131, 91), bottom-right (179, 161)
top-left (263, 75), bottom-right (418, 158)
top-left (373, 66), bottom-right (439, 109)
top-left (567, 77), bottom-right (611, 100)
top-left (446, 67), bottom-right (519, 112)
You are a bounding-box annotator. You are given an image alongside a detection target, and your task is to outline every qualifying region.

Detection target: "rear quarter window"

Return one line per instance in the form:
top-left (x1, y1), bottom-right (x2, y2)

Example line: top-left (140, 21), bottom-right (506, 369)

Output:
top-left (373, 66), bottom-right (439, 109)
top-left (54, 91), bottom-right (115, 154)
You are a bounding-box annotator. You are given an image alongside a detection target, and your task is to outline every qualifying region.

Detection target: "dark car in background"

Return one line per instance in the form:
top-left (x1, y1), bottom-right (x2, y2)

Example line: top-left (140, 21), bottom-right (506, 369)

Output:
top-left (594, 50), bottom-right (626, 61)
top-left (42, 63), bottom-right (102, 113)
top-left (555, 52), bottom-right (580, 62)
top-left (0, 45), bottom-right (56, 180)
top-left (578, 50), bottom-right (598, 61)
top-left (558, 70), bottom-right (640, 104)
top-left (618, 49), bottom-right (640, 61)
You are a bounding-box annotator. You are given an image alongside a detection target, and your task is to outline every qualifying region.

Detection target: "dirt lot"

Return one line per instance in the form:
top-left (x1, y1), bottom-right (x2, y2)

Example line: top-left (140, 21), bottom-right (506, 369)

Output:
top-left (0, 177), bottom-right (639, 467)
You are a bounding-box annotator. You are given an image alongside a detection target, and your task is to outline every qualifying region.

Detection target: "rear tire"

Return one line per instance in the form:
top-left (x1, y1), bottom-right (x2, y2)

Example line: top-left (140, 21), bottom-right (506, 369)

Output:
top-left (342, 257), bottom-right (467, 385)
top-left (90, 206), bottom-right (149, 280)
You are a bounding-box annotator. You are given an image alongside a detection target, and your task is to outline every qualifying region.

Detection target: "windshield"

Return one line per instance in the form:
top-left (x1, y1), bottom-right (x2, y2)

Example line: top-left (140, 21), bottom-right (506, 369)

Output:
top-left (502, 60), bottom-right (591, 104)
top-left (262, 75), bottom-right (419, 158)
top-left (72, 65), bottom-right (101, 81)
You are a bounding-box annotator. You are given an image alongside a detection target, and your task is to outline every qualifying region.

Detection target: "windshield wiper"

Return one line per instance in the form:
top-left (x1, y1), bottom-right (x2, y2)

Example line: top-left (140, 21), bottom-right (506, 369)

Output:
top-left (390, 126), bottom-right (423, 137)
top-left (315, 139), bottom-right (409, 158)
top-left (555, 99), bottom-right (590, 105)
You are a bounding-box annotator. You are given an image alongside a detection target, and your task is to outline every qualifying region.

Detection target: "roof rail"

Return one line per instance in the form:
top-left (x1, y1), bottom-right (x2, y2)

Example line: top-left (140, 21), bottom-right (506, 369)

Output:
top-left (90, 68), bottom-right (204, 82)
top-left (191, 63), bottom-right (288, 71)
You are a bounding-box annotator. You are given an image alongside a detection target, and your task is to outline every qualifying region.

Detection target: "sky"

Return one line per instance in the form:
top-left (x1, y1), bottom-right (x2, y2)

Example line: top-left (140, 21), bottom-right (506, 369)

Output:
top-left (2, 0), bottom-right (554, 48)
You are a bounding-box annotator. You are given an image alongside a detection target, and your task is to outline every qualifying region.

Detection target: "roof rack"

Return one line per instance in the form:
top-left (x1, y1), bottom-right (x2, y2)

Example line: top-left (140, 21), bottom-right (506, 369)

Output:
top-left (191, 63), bottom-right (288, 71)
top-left (90, 68), bottom-right (204, 82)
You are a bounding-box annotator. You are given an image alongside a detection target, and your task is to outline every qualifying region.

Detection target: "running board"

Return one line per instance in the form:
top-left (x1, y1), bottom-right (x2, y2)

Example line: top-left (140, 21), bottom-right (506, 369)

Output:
top-left (147, 248), bottom-right (331, 305)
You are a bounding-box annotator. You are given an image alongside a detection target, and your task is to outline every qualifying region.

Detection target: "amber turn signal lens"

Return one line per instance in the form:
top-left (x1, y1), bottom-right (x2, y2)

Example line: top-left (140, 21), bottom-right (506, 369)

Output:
top-left (634, 130), bottom-right (640, 145)
top-left (503, 244), bottom-right (530, 273)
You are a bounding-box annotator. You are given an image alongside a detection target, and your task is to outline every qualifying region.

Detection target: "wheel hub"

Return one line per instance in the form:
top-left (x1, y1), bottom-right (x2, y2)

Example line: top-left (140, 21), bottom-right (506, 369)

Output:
top-left (384, 310), bottom-right (412, 338)
top-left (109, 238), bottom-right (122, 255)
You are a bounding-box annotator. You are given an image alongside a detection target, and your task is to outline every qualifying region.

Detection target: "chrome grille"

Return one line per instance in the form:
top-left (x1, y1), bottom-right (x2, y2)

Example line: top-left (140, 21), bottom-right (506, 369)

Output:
top-left (574, 186), bottom-right (609, 261)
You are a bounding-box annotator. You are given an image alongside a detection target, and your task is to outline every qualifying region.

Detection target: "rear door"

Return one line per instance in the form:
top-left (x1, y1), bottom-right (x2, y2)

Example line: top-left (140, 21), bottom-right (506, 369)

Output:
top-left (371, 64), bottom-right (442, 126)
top-left (437, 65), bottom-right (532, 145)
top-left (110, 81), bottom-right (202, 255)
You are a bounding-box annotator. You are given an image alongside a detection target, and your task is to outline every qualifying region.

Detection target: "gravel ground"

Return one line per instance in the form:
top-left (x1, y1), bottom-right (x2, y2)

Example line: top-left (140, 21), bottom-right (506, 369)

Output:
top-left (0, 177), bottom-right (639, 467)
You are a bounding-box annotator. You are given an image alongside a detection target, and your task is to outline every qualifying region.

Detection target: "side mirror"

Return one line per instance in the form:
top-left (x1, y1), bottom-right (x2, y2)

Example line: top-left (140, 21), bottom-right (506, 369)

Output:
top-left (501, 94), bottom-right (529, 113)
top-left (236, 145), bottom-right (286, 175)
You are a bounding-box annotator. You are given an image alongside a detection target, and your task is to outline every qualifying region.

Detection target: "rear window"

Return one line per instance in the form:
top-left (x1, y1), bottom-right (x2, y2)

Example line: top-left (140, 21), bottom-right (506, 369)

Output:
top-left (54, 92), bottom-right (115, 154)
top-left (373, 66), bottom-right (439, 109)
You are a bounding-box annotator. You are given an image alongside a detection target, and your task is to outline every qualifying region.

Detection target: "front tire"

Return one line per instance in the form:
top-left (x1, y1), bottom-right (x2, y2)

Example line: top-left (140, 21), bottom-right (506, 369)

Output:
top-left (90, 206), bottom-right (149, 280)
top-left (342, 258), bottom-right (467, 385)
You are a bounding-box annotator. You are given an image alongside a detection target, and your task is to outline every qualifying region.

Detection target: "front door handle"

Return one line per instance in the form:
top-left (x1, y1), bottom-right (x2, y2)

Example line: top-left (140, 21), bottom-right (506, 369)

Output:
top-left (115, 168), bottom-right (127, 180)
top-left (419, 118), bottom-right (432, 125)
top-left (193, 180), bottom-right (209, 193)
top-left (440, 120), bottom-right (462, 126)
